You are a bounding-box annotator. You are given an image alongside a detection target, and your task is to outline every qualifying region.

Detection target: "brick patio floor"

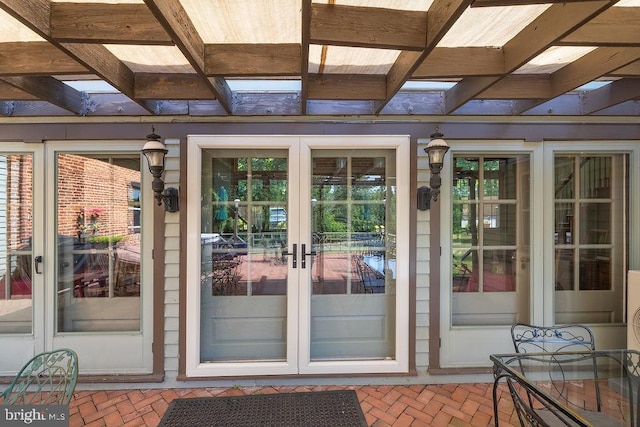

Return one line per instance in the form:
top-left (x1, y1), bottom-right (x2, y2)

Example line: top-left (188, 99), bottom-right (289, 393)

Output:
top-left (69, 383), bottom-right (521, 426)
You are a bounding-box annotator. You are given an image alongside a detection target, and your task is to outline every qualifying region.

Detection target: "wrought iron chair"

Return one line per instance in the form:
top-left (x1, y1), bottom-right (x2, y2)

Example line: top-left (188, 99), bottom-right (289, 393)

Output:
top-left (510, 323), bottom-right (601, 413)
top-left (0, 348), bottom-right (79, 405)
top-left (511, 323), bottom-right (596, 354)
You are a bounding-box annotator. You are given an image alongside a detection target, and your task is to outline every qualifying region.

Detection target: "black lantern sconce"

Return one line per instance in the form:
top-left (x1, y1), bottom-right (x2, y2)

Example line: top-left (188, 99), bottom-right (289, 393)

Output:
top-left (141, 129), bottom-right (180, 212)
top-left (417, 131), bottom-right (450, 211)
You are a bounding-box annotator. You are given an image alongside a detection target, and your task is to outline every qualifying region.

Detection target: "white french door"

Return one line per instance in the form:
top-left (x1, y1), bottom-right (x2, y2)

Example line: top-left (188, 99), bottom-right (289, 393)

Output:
top-left (0, 141), bottom-right (153, 375)
top-left (186, 135), bottom-right (410, 377)
top-left (440, 140), bottom-right (634, 368)
top-left (0, 143), bottom-right (45, 373)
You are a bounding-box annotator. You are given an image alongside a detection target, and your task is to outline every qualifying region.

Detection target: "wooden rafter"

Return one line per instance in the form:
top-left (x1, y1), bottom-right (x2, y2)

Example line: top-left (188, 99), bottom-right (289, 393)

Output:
top-left (50, 2), bottom-right (172, 45)
top-left (444, 0), bottom-right (615, 113)
top-left (0, 0), bottom-right (636, 117)
top-left (310, 4), bottom-right (427, 51)
top-left (374, 0), bottom-right (474, 114)
top-left (1, 75), bottom-right (84, 114)
top-left (0, 42), bottom-right (87, 75)
top-left (143, 0), bottom-right (232, 114)
top-left (514, 46), bottom-right (640, 113)
top-left (581, 78), bottom-right (640, 113)
top-left (0, 0), bottom-right (157, 114)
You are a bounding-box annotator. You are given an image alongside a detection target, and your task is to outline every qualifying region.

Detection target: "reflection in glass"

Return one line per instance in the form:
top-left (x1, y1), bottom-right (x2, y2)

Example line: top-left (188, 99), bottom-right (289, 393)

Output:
top-left (0, 154), bottom-right (33, 334)
top-left (200, 150), bottom-right (289, 362)
top-left (56, 154), bottom-right (142, 333)
top-left (452, 155), bottom-right (529, 326)
top-left (554, 154), bottom-right (627, 324)
top-left (310, 151), bottom-right (396, 360)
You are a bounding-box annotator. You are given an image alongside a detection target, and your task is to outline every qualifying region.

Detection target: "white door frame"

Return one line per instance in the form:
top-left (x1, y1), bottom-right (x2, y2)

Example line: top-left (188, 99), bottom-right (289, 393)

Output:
top-left (45, 140), bottom-right (154, 374)
top-left (185, 135), bottom-right (410, 377)
top-left (439, 140), bottom-right (544, 368)
top-left (0, 142), bottom-right (45, 374)
top-left (440, 139), bottom-right (639, 367)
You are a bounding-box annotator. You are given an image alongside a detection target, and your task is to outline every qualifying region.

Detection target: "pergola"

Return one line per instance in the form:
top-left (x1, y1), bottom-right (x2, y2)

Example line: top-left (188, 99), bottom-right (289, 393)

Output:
top-left (0, 0), bottom-right (638, 118)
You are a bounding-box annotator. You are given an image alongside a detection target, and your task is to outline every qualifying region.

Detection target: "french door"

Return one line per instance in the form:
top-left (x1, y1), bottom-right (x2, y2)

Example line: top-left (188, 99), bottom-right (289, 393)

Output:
top-left (440, 140), bottom-right (632, 367)
top-left (186, 135), bottom-right (410, 377)
top-left (0, 141), bottom-right (153, 375)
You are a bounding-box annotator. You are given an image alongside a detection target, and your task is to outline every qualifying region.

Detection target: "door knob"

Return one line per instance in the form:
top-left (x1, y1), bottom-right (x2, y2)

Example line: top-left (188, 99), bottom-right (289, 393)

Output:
top-left (282, 243), bottom-right (297, 268)
top-left (301, 244), bottom-right (316, 269)
top-left (34, 256), bottom-right (43, 274)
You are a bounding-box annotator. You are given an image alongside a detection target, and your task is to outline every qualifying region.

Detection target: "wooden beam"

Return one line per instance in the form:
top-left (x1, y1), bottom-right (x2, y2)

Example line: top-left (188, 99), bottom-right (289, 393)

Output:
top-left (0, 42), bottom-right (87, 75)
top-left (374, 0), bottom-right (473, 114)
top-left (144, 0), bottom-right (232, 113)
top-left (444, 1), bottom-right (614, 113)
top-left (611, 60), bottom-right (640, 77)
top-left (205, 44), bottom-right (300, 76)
top-left (559, 7), bottom-right (640, 46)
top-left (301, 0), bottom-right (312, 114)
top-left (0, 0), bottom-right (159, 113)
top-left (472, 0), bottom-right (606, 6)
top-left (310, 4), bottom-right (427, 50)
top-left (0, 0), bottom-right (50, 37)
top-left (513, 47), bottom-right (640, 113)
top-left (0, 80), bottom-right (38, 100)
top-left (479, 74), bottom-right (551, 99)
top-left (1, 76), bottom-right (83, 114)
top-left (61, 43), bottom-right (136, 99)
top-left (550, 47), bottom-right (640, 96)
top-left (307, 74), bottom-right (386, 100)
top-left (414, 47), bottom-right (504, 78)
top-left (135, 73), bottom-right (213, 100)
top-left (50, 3), bottom-right (172, 45)
top-left (582, 78), bottom-right (640, 113)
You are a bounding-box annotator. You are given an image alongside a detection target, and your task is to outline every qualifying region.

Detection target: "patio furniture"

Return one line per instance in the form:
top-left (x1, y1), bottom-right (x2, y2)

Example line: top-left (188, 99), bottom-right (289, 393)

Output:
top-left (511, 323), bottom-right (596, 354)
top-left (491, 350), bottom-right (640, 427)
top-left (0, 348), bottom-right (79, 405)
top-left (354, 255), bottom-right (385, 293)
top-left (511, 323), bottom-right (601, 412)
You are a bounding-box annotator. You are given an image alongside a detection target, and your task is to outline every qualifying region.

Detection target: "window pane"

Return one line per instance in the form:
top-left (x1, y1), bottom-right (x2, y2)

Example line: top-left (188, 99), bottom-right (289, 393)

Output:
top-left (0, 154), bottom-right (33, 334)
top-left (452, 154), bottom-right (530, 326)
top-left (554, 154), bottom-right (627, 324)
top-left (56, 154), bottom-right (142, 333)
top-left (200, 149), bottom-right (288, 362)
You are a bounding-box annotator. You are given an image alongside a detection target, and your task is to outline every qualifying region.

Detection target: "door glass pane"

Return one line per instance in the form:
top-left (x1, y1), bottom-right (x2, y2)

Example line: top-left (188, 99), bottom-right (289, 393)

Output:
top-left (200, 150), bottom-right (288, 362)
top-left (0, 154), bottom-right (33, 334)
top-left (310, 151), bottom-right (396, 360)
top-left (452, 155), bottom-right (530, 326)
top-left (56, 154), bottom-right (142, 333)
top-left (554, 155), bottom-right (627, 324)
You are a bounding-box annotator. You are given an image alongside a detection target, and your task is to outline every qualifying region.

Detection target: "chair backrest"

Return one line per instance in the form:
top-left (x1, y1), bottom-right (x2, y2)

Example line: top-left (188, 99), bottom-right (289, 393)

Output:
top-left (0, 348), bottom-right (79, 405)
top-left (511, 323), bottom-right (595, 354)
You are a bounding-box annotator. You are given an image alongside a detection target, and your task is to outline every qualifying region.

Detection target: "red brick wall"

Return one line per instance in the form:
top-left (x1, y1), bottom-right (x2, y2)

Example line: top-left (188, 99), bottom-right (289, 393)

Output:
top-left (57, 154), bottom-right (140, 244)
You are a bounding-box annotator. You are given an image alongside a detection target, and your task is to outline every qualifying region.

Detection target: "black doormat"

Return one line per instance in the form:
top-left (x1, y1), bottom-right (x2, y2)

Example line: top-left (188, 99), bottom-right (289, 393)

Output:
top-left (157, 390), bottom-right (368, 427)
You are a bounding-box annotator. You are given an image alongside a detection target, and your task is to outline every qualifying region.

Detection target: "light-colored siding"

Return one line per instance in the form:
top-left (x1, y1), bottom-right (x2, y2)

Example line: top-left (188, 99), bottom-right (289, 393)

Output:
top-left (163, 138), bottom-right (181, 380)
top-left (415, 143), bottom-right (431, 375)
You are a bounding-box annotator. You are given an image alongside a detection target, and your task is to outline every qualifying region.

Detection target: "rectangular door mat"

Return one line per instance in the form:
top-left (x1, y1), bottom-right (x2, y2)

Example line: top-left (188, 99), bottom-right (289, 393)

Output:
top-left (158, 389), bottom-right (368, 427)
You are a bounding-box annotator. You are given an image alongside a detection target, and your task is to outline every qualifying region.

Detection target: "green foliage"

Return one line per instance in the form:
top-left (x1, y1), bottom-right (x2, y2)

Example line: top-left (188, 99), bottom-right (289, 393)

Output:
top-left (86, 235), bottom-right (124, 244)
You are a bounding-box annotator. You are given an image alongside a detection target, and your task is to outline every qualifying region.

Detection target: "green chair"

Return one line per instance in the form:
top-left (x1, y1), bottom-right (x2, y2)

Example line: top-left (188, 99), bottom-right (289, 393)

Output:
top-left (0, 348), bottom-right (79, 405)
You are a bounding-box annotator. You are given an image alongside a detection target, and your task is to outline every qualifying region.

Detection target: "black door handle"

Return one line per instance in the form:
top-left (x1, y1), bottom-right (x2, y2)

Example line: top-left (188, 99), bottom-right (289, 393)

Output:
top-left (301, 244), bottom-right (316, 269)
top-left (282, 243), bottom-right (297, 268)
top-left (34, 256), bottom-right (43, 274)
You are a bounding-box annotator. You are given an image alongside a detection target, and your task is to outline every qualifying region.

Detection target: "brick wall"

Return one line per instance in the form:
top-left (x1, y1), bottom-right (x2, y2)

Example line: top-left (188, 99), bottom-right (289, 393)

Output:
top-left (57, 154), bottom-right (140, 244)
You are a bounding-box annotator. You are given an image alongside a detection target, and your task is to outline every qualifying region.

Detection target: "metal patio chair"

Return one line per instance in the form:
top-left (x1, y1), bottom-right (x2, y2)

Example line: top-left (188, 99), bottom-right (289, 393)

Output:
top-left (0, 348), bottom-right (79, 405)
top-left (510, 323), bottom-right (601, 413)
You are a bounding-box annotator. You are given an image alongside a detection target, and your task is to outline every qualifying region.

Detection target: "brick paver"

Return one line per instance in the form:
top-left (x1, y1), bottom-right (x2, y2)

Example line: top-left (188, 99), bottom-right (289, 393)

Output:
top-left (67, 383), bottom-right (511, 426)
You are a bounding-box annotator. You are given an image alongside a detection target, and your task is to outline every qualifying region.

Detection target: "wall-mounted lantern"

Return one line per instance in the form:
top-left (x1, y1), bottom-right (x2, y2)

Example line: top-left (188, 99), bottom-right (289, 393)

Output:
top-left (417, 132), bottom-right (450, 211)
top-left (141, 129), bottom-right (179, 212)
